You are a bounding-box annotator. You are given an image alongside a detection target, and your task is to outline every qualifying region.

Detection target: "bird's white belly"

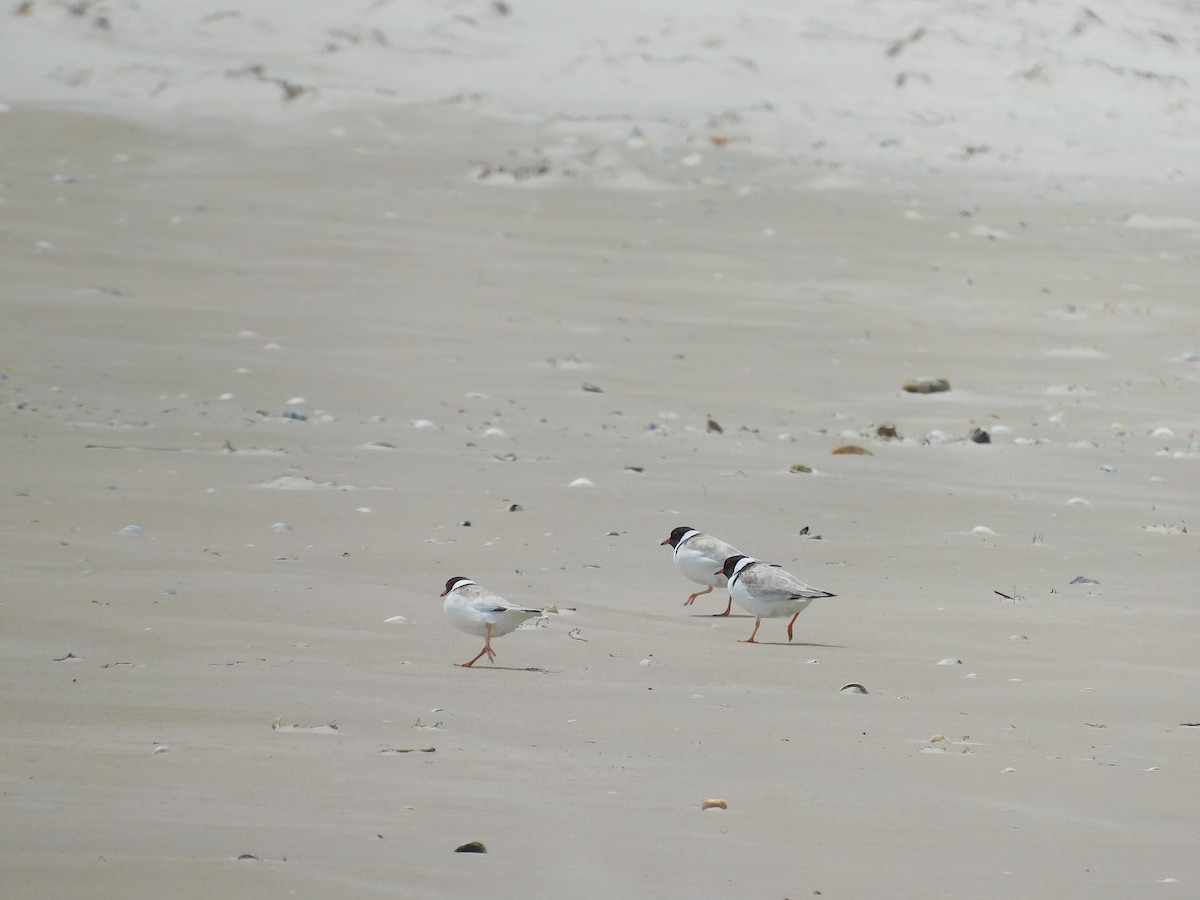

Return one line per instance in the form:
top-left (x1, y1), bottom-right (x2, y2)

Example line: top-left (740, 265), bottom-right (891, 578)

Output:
top-left (730, 584), bottom-right (813, 619)
top-left (676, 549), bottom-right (729, 588)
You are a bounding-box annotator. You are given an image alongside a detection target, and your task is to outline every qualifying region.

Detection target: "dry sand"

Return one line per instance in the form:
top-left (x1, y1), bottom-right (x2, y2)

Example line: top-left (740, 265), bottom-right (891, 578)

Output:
top-left (3, 2), bottom-right (1200, 897)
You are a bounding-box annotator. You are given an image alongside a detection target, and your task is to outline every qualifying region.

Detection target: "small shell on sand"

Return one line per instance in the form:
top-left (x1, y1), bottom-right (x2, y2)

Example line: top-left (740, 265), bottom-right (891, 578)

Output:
top-left (118, 524), bottom-right (144, 536)
top-left (903, 377), bottom-right (951, 394)
top-left (971, 526), bottom-right (997, 535)
top-left (930, 735), bottom-right (946, 743)
top-left (701, 799), bottom-right (728, 810)
top-left (832, 444), bottom-right (872, 455)
top-left (1002, 767), bottom-right (1016, 774)
top-left (936, 658), bottom-right (962, 666)
top-left (270, 522), bottom-right (293, 532)
top-left (1066, 497), bottom-right (1091, 506)
top-left (569, 477), bottom-right (594, 487)
top-left (839, 683), bottom-right (868, 694)
top-left (789, 463), bottom-right (813, 473)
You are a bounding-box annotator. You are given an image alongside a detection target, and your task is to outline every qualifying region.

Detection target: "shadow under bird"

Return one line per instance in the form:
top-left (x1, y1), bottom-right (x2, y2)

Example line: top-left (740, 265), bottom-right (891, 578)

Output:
top-left (660, 525), bottom-right (743, 616)
top-left (440, 577), bottom-right (548, 667)
top-left (718, 555), bottom-right (835, 644)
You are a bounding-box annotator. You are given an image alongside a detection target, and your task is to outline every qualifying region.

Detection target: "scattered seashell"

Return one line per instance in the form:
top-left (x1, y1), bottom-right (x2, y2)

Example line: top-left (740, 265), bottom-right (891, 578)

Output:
top-left (286, 397), bottom-right (306, 406)
top-left (508, 503), bottom-right (523, 512)
top-left (384, 615), bottom-right (409, 624)
top-left (701, 799), bottom-right (728, 810)
top-left (455, 842), bottom-right (487, 854)
top-left (831, 444), bottom-right (872, 455)
top-left (968, 427), bottom-right (990, 444)
top-left (875, 423), bottom-right (900, 439)
top-left (411, 419), bottom-right (436, 430)
top-left (153, 745), bottom-right (170, 754)
top-left (270, 522), bottom-right (293, 533)
top-left (930, 735), bottom-right (946, 743)
top-left (1066, 497), bottom-right (1091, 506)
top-left (903, 377), bottom-right (951, 394)
top-left (581, 383), bottom-right (604, 393)
top-left (936, 658), bottom-right (962, 666)
top-left (1009, 634), bottom-right (1028, 641)
top-left (839, 683), bottom-right (868, 694)
top-left (118, 524), bottom-right (144, 536)
top-left (1150, 427), bottom-right (1175, 438)
top-left (1070, 575), bottom-right (1099, 584)
top-left (971, 526), bottom-right (997, 535)
top-left (237, 854), bottom-right (261, 861)
top-left (788, 463), bottom-right (813, 474)
top-left (1002, 767), bottom-right (1016, 774)
top-left (569, 478), bottom-right (594, 487)
top-left (482, 427), bottom-right (506, 437)
top-left (1099, 464), bottom-right (1116, 473)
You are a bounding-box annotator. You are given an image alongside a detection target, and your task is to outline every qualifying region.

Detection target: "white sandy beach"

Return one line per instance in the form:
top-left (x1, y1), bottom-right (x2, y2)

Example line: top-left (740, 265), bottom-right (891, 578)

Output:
top-left (3, 2), bottom-right (1200, 897)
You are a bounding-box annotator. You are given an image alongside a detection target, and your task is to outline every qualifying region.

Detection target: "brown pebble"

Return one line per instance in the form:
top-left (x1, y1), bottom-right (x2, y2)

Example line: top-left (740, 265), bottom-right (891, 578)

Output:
top-left (831, 444), bottom-right (872, 455)
top-left (701, 799), bottom-right (728, 810)
top-left (876, 423), bottom-right (900, 439)
top-left (902, 377), bottom-right (951, 394)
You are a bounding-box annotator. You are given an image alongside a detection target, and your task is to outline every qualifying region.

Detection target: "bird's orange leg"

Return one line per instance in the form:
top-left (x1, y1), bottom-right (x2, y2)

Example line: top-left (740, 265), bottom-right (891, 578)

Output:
top-left (458, 624), bottom-right (496, 667)
top-left (787, 612), bottom-right (801, 642)
top-left (684, 585), bottom-right (714, 606)
top-left (739, 618), bottom-right (762, 643)
top-left (713, 595), bottom-right (733, 617)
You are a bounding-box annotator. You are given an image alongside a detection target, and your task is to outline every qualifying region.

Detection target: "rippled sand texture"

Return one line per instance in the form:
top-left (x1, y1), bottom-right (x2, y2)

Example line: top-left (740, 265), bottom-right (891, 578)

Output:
top-left (3, 2), bottom-right (1200, 898)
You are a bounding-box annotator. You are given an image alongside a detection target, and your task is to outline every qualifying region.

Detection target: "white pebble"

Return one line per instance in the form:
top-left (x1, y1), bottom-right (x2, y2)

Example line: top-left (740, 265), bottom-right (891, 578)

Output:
top-left (411, 419), bottom-right (437, 430)
top-left (218, 392), bottom-right (234, 401)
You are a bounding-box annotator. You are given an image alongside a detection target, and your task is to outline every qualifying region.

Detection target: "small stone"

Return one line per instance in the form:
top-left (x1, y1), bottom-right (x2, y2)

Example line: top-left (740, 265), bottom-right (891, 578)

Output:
top-left (281, 409), bottom-right (307, 421)
top-left (706, 418), bottom-right (724, 434)
top-left (701, 799), bottom-right (728, 810)
top-left (788, 463), bottom-right (813, 474)
top-left (1070, 575), bottom-right (1099, 585)
top-left (581, 383), bottom-right (604, 393)
top-left (968, 427), bottom-right (991, 443)
top-left (455, 841), bottom-right (487, 854)
top-left (875, 423), bottom-right (900, 439)
top-left (903, 377), bottom-right (951, 394)
top-left (508, 503), bottom-right (523, 512)
top-left (831, 444), bottom-right (872, 455)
